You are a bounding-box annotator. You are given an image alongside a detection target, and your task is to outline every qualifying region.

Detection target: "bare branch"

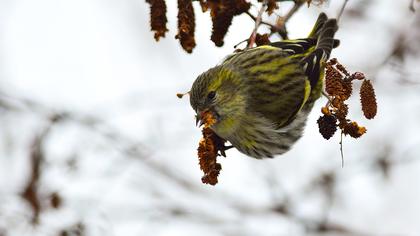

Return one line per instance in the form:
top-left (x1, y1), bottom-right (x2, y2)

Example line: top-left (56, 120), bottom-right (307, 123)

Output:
top-left (282, 0), bottom-right (305, 22)
top-left (337, 0), bottom-right (350, 23)
top-left (21, 120), bottom-right (56, 225)
top-left (409, 0), bottom-right (416, 12)
top-left (247, 0), bottom-right (268, 48)
top-left (270, 0), bottom-right (306, 39)
top-left (245, 11), bottom-right (276, 28)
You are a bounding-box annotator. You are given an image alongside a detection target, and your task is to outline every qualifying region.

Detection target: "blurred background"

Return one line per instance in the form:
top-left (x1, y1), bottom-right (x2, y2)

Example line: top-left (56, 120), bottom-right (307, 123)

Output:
top-left (0, 0), bottom-right (420, 235)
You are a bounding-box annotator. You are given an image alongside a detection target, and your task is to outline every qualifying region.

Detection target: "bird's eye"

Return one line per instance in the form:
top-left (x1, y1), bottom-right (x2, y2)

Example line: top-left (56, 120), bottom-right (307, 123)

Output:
top-left (207, 91), bottom-right (216, 100)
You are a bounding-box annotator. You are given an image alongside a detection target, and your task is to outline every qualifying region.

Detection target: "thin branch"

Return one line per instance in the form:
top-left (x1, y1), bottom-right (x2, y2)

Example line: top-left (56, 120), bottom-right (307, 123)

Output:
top-left (337, 0), bottom-right (349, 23)
top-left (409, 0), bottom-right (416, 12)
top-left (245, 11), bottom-right (275, 28)
top-left (234, 39), bottom-right (248, 49)
top-left (282, 0), bottom-right (305, 22)
top-left (322, 91), bottom-right (333, 104)
top-left (21, 120), bottom-right (56, 225)
top-left (270, 0), bottom-right (305, 39)
top-left (247, 0), bottom-right (268, 48)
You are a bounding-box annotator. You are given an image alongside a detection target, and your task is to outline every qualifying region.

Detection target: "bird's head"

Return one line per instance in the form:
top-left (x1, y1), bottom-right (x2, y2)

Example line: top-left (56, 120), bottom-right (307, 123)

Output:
top-left (189, 66), bottom-right (246, 137)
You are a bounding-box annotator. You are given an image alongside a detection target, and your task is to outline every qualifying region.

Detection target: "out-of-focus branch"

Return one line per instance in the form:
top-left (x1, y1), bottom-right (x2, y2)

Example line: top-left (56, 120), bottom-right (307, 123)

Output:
top-left (21, 116), bottom-right (58, 224)
top-left (245, 0), bottom-right (306, 47)
top-left (0, 91), bottom-right (201, 193)
top-left (0, 90), bottom-right (373, 233)
top-left (270, 0), bottom-right (306, 39)
top-left (2, 87), bottom-right (418, 234)
top-left (409, 0), bottom-right (418, 12)
top-left (245, 11), bottom-right (274, 28)
top-left (282, 0), bottom-right (305, 22)
top-left (337, 0), bottom-right (350, 23)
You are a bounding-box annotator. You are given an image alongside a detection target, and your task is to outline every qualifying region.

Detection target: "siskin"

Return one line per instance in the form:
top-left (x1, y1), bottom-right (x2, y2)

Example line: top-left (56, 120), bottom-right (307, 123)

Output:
top-left (189, 13), bottom-right (339, 159)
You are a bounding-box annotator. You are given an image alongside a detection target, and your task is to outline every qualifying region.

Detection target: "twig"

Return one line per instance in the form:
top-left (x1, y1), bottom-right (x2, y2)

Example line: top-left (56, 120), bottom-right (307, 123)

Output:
top-left (322, 91), bottom-right (333, 104)
top-left (245, 11), bottom-right (275, 28)
top-left (270, 0), bottom-right (305, 39)
top-left (0, 92), bottom-right (200, 193)
top-left (21, 121), bottom-right (56, 225)
top-left (337, 0), bottom-right (349, 23)
top-left (247, 0), bottom-right (268, 48)
top-left (282, 0), bottom-right (305, 22)
top-left (234, 39), bottom-right (248, 49)
top-left (409, 0), bottom-right (416, 12)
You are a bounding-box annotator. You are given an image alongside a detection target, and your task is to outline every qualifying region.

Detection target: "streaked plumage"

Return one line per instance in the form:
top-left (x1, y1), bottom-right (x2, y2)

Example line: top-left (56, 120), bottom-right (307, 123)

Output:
top-left (190, 13), bottom-right (339, 158)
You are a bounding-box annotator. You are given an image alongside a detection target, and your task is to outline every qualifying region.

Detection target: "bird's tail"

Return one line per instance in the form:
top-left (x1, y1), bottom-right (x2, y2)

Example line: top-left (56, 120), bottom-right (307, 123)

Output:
top-left (308, 12), bottom-right (328, 39)
top-left (301, 13), bottom-right (339, 88)
top-left (308, 13), bottom-right (340, 50)
top-left (315, 18), bottom-right (339, 58)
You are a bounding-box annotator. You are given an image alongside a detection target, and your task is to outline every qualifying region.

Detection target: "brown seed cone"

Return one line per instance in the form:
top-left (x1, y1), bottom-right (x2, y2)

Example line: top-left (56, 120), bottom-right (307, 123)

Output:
top-left (325, 65), bottom-right (343, 96)
top-left (201, 163), bottom-right (221, 185)
top-left (331, 97), bottom-right (349, 121)
top-left (341, 78), bottom-right (353, 100)
top-left (360, 79), bottom-right (377, 119)
top-left (176, 0), bottom-right (196, 53)
top-left (146, 0), bottom-right (169, 41)
top-left (198, 128), bottom-right (222, 185)
top-left (197, 111), bottom-right (226, 185)
top-left (255, 33), bottom-right (271, 46)
top-left (204, 0), bottom-right (250, 46)
top-left (317, 115), bottom-right (337, 140)
top-left (343, 121), bottom-right (367, 138)
top-left (210, 11), bottom-right (234, 47)
top-left (337, 118), bottom-right (347, 130)
top-left (336, 102), bottom-right (349, 121)
top-left (331, 97), bottom-right (343, 109)
top-left (325, 63), bottom-right (353, 99)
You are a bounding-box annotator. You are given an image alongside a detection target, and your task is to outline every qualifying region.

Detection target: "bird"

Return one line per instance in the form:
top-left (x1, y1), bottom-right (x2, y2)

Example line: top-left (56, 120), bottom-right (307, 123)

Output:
top-left (189, 13), bottom-right (339, 159)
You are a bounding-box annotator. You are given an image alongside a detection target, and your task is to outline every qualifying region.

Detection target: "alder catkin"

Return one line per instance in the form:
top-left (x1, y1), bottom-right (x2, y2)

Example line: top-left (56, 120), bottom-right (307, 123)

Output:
top-left (201, 0), bottom-right (250, 47)
top-left (176, 0), bottom-right (196, 53)
top-left (146, 0), bottom-right (168, 41)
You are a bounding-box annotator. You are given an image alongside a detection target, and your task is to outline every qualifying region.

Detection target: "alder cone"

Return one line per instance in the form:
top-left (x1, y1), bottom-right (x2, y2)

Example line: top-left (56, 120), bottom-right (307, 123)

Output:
top-left (317, 115), bottom-right (337, 140)
top-left (360, 79), bottom-right (377, 119)
top-left (343, 122), bottom-right (367, 138)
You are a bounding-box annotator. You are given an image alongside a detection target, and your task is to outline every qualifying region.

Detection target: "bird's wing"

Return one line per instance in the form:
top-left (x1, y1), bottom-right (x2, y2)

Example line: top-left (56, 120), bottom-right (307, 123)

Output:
top-left (219, 13), bottom-right (338, 128)
top-left (269, 38), bottom-right (317, 55)
top-left (223, 46), bottom-right (310, 128)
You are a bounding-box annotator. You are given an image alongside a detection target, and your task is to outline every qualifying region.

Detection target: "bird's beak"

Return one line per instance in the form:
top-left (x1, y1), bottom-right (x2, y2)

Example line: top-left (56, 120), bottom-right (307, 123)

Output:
top-left (195, 113), bottom-right (204, 127)
top-left (195, 114), bottom-right (201, 127)
top-left (196, 109), bottom-right (219, 127)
